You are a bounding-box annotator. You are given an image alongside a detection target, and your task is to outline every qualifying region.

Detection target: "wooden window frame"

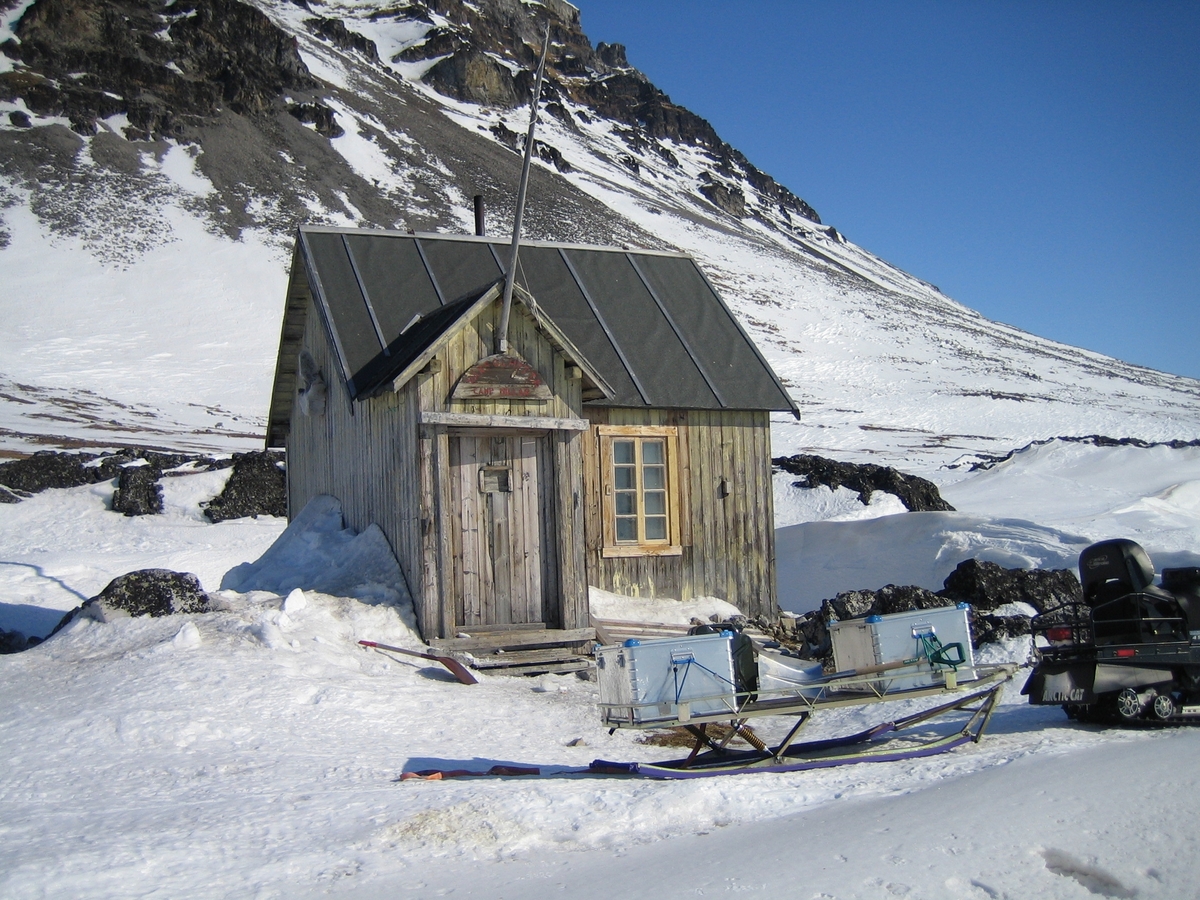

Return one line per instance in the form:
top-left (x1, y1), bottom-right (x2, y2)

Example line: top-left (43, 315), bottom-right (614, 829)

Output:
top-left (598, 425), bottom-right (682, 558)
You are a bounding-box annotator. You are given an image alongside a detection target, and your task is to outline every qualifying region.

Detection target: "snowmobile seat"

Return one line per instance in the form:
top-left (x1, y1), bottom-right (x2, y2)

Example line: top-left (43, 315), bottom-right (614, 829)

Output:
top-left (1079, 539), bottom-right (1156, 606)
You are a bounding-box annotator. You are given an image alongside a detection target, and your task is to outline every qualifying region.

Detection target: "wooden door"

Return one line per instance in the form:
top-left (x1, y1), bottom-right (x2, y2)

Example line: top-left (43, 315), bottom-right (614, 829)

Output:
top-left (449, 432), bottom-right (557, 628)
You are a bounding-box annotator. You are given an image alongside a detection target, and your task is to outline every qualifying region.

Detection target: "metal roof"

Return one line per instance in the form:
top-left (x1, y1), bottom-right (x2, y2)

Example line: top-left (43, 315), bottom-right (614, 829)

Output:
top-left (289, 225), bottom-right (798, 413)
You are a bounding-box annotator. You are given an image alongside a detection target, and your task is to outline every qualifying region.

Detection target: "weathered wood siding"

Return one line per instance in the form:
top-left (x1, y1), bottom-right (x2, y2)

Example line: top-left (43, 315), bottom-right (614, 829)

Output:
top-left (286, 301), bottom-right (426, 629)
top-left (581, 407), bottom-right (778, 620)
top-left (415, 300), bottom-right (589, 636)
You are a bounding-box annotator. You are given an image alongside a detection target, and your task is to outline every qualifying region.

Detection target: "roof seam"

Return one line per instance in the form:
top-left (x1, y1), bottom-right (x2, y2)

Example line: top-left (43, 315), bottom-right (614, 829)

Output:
top-left (627, 253), bottom-right (727, 409)
top-left (692, 265), bottom-right (800, 418)
top-left (341, 234), bottom-right (389, 357)
top-left (559, 247), bottom-right (653, 406)
top-left (414, 238), bottom-right (447, 306)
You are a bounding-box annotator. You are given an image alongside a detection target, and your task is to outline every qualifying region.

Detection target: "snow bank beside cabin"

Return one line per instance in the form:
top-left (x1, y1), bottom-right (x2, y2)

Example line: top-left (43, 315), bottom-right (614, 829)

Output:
top-left (221, 494), bottom-right (415, 617)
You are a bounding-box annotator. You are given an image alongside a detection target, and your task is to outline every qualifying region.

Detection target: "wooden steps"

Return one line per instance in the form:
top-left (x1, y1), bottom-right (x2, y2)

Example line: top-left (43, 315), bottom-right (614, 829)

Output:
top-left (430, 627), bottom-right (596, 676)
top-left (592, 618), bottom-right (772, 648)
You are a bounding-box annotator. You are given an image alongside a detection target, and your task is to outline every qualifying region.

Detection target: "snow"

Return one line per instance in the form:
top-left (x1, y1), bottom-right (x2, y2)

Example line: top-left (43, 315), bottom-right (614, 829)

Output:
top-left (3, 442), bottom-right (1200, 897)
top-left (0, 201), bottom-right (286, 454)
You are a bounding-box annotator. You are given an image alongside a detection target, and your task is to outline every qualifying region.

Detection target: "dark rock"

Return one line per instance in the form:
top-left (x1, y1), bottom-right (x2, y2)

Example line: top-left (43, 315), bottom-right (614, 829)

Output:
top-left (0, 628), bottom-right (31, 653)
top-left (304, 16), bottom-right (379, 60)
top-left (962, 435), bottom-right (1200, 472)
top-left (203, 450), bottom-right (286, 522)
top-left (8, 0), bottom-right (319, 141)
top-left (941, 558), bottom-right (1080, 614)
top-left (490, 119), bottom-right (521, 150)
top-left (111, 464), bottom-right (164, 516)
top-left (828, 584), bottom-right (950, 621)
top-left (287, 101), bottom-right (344, 138)
top-left (828, 590), bottom-right (877, 621)
top-left (0, 450), bottom-right (113, 494)
top-left (0, 484), bottom-right (26, 503)
top-left (804, 558), bottom-right (1081, 658)
top-left (536, 140), bottom-right (571, 172)
top-left (596, 42), bottom-right (628, 68)
top-left (699, 180), bottom-right (746, 218)
top-left (796, 611), bottom-right (831, 659)
top-left (0, 449), bottom-right (217, 501)
top-left (424, 49), bottom-right (520, 107)
top-left (874, 584), bottom-right (953, 615)
top-left (773, 454), bottom-right (955, 512)
top-left (8, 110), bottom-right (31, 128)
top-left (52, 568), bottom-right (210, 635)
top-left (971, 613), bottom-right (1032, 646)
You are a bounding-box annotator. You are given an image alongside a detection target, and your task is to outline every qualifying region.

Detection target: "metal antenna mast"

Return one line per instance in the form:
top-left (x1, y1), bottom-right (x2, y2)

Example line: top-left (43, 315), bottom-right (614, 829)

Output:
top-left (497, 21), bottom-right (551, 355)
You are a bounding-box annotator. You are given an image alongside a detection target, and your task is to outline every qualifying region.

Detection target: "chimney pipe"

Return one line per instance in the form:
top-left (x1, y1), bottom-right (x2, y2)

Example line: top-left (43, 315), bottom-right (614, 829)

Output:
top-left (473, 194), bottom-right (485, 236)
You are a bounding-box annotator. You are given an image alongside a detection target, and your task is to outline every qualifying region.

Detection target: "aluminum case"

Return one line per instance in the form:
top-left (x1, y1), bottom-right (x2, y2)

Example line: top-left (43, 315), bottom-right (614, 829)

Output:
top-left (597, 633), bottom-right (737, 725)
top-left (830, 605), bottom-right (977, 690)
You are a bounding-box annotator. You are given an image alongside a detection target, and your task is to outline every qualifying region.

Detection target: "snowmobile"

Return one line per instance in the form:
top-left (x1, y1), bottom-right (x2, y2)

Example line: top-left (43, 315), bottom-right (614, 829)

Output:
top-left (1023, 539), bottom-right (1200, 723)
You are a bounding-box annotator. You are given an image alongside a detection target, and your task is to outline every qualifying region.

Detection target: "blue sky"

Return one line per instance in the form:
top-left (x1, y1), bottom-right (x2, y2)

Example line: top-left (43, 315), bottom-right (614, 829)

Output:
top-left (576, 1), bottom-right (1200, 381)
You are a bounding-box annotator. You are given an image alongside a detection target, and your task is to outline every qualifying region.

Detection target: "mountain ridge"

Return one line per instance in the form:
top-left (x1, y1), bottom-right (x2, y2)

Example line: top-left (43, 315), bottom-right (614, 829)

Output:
top-left (1, 0), bottom-right (1197, 467)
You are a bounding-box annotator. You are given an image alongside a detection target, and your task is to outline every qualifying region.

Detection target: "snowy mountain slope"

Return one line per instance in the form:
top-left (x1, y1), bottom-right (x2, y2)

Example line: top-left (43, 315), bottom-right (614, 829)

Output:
top-left (1, 0), bottom-right (1198, 463)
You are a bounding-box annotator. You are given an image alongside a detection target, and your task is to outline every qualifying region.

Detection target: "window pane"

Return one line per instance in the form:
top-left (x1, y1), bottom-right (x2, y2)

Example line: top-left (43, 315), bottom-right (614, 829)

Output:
top-left (644, 491), bottom-right (665, 515)
top-left (614, 440), bottom-right (635, 465)
top-left (642, 441), bottom-right (664, 465)
top-left (615, 492), bottom-right (636, 516)
top-left (645, 517), bottom-right (667, 540)
top-left (642, 466), bottom-right (664, 490)
top-left (616, 517), bottom-right (637, 541)
top-left (614, 466), bottom-right (636, 490)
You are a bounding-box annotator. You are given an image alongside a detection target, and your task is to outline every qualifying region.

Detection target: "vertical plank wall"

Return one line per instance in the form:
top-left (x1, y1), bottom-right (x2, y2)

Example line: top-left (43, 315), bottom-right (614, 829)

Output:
top-left (582, 407), bottom-right (778, 621)
top-left (287, 305), bottom-right (425, 630)
top-left (288, 296), bottom-right (589, 639)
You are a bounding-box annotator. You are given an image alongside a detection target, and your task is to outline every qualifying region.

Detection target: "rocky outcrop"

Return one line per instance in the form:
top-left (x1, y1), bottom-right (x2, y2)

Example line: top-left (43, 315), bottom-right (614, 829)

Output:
top-left (304, 16), bottom-right (379, 61)
top-left (52, 568), bottom-right (210, 635)
top-left (0, 449), bottom-right (214, 499)
top-left (941, 558), bottom-right (1081, 614)
top-left (203, 450), bottom-right (286, 522)
top-left (790, 559), bottom-right (1080, 659)
top-left (111, 464), bottom-right (164, 516)
top-left (699, 179), bottom-right (746, 218)
top-left (0, 628), bottom-right (37, 654)
top-left (0, 447), bottom-right (287, 519)
top-left (287, 101), bottom-right (344, 138)
top-left (3, 0), bottom-right (327, 139)
top-left (425, 49), bottom-right (524, 107)
top-left (384, 0), bottom-right (820, 226)
top-left (962, 435), bottom-right (1200, 472)
top-left (1, 449), bottom-right (164, 496)
top-left (774, 454), bottom-right (955, 512)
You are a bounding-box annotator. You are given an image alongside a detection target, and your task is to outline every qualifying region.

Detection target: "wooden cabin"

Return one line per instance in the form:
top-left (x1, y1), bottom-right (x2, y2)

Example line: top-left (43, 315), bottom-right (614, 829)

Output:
top-left (265, 226), bottom-right (799, 670)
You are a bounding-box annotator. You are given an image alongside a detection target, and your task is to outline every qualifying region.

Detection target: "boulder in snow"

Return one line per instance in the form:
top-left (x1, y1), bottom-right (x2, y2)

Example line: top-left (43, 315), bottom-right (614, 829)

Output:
top-left (774, 454), bottom-right (954, 512)
top-left (53, 569), bottom-right (211, 634)
top-left (203, 450), bottom-right (286, 522)
top-left (941, 558), bottom-right (1081, 613)
top-left (111, 464), bottom-right (164, 516)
